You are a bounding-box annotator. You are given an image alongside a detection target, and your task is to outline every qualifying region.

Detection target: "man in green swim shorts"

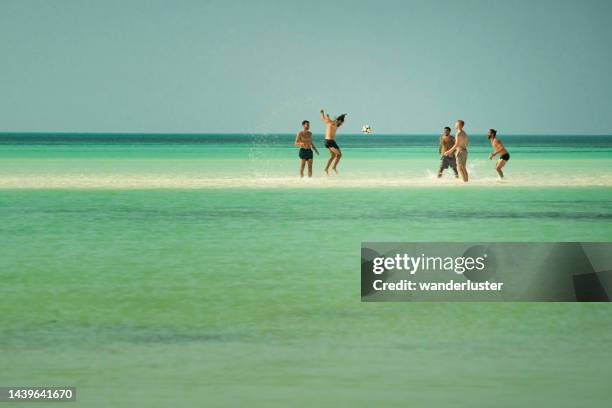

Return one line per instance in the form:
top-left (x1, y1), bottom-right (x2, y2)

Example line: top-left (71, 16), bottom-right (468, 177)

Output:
top-left (294, 120), bottom-right (319, 178)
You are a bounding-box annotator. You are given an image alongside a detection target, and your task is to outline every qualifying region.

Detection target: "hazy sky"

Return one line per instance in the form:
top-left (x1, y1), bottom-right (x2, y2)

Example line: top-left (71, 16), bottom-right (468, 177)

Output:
top-left (1, 0), bottom-right (611, 134)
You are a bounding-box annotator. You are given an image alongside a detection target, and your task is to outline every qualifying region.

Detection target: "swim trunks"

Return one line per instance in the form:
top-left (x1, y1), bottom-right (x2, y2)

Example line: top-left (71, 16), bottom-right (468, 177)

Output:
top-left (456, 148), bottom-right (468, 167)
top-left (500, 153), bottom-right (510, 161)
top-left (439, 154), bottom-right (457, 170)
top-left (324, 139), bottom-right (340, 150)
top-left (299, 148), bottom-right (313, 160)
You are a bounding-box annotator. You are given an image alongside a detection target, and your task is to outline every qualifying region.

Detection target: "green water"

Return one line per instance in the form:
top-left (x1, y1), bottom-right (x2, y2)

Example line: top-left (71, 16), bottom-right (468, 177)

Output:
top-left (1, 134), bottom-right (610, 186)
top-left (2, 187), bottom-right (612, 407)
top-left (1, 134), bottom-right (611, 406)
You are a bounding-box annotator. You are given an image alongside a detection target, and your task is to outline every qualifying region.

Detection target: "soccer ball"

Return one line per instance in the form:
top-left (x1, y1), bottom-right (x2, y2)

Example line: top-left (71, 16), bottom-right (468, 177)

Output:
top-left (361, 125), bottom-right (372, 134)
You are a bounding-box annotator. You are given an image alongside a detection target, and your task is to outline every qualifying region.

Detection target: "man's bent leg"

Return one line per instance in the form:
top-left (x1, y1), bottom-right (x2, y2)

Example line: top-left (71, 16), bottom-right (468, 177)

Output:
top-left (496, 159), bottom-right (506, 178)
top-left (324, 149), bottom-right (336, 174)
top-left (331, 148), bottom-right (342, 173)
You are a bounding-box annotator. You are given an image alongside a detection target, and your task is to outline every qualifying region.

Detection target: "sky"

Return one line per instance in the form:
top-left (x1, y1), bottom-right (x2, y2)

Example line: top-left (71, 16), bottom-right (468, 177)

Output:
top-left (1, 0), bottom-right (611, 134)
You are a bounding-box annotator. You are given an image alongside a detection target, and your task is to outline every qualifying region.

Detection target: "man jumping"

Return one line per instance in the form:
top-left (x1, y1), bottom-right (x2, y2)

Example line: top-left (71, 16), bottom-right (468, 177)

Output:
top-left (320, 109), bottom-right (346, 175)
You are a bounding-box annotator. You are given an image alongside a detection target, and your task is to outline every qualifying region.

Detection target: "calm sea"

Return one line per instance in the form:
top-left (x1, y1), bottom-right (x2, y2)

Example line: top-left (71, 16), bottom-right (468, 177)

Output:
top-left (1, 133), bottom-right (611, 406)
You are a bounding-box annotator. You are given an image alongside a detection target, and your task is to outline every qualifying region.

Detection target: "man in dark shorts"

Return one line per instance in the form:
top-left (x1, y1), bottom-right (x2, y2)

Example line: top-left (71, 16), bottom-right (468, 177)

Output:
top-left (294, 120), bottom-right (319, 178)
top-left (437, 126), bottom-right (459, 178)
top-left (320, 109), bottom-right (346, 175)
top-left (487, 128), bottom-right (510, 179)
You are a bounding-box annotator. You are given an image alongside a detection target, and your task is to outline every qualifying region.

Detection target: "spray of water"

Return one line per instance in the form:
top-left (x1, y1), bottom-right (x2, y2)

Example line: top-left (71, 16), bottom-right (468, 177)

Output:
top-left (248, 95), bottom-right (319, 180)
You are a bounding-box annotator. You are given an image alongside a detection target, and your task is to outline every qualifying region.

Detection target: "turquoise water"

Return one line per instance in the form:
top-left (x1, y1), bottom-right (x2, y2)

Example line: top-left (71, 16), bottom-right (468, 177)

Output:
top-left (1, 134), bottom-right (611, 407)
top-left (1, 134), bottom-right (610, 187)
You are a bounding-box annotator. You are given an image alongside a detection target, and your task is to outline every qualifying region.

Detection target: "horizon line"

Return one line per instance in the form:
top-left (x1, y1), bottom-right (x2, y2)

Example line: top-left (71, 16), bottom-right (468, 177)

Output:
top-left (1, 131), bottom-right (611, 137)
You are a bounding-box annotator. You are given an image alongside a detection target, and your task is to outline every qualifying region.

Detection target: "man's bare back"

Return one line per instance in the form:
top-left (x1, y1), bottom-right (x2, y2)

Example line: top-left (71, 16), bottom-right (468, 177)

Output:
top-left (321, 114), bottom-right (338, 140)
top-left (444, 120), bottom-right (469, 182)
top-left (455, 130), bottom-right (469, 149)
top-left (320, 109), bottom-right (346, 175)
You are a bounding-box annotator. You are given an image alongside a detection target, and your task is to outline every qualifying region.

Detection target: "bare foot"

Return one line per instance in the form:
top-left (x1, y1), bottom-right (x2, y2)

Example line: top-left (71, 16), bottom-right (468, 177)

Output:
top-left (332, 168), bottom-right (338, 175)
top-left (324, 168), bottom-right (330, 175)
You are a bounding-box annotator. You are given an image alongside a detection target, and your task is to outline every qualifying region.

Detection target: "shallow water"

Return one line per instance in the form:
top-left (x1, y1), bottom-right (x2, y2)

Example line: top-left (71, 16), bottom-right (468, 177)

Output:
top-left (1, 134), bottom-right (611, 407)
top-left (0, 134), bottom-right (610, 188)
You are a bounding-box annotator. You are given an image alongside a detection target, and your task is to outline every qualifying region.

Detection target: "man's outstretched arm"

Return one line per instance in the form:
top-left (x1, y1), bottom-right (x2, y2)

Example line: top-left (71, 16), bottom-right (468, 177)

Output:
top-left (320, 109), bottom-right (331, 124)
top-left (445, 139), bottom-right (458, 155)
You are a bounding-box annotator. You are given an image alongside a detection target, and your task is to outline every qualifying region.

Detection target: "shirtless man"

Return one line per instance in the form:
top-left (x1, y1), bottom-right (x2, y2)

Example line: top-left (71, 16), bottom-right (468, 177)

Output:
top-left (487, 128), bottom-right (510, 179)
top-left (294, 120), bottom-right (319, 178)
top-left (444, 120), bottom-right (469, 182)
top-left (320, 109), bottom-right (346, 175)
top-left (437, 126), bottom-right (459, 178)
